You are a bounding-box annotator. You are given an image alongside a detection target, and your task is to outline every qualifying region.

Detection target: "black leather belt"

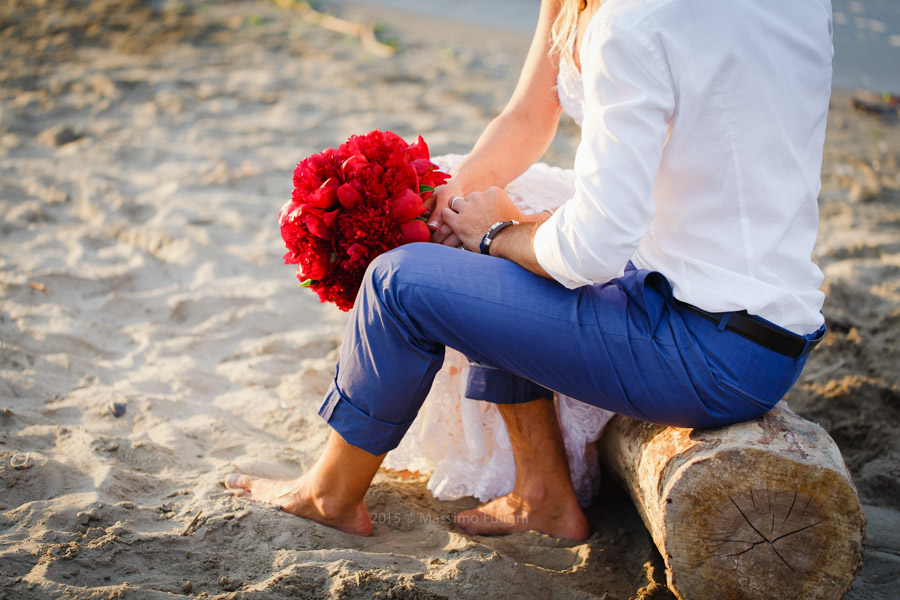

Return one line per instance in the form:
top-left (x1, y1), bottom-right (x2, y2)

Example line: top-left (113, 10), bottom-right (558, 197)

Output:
top-left (675, 300), bottom-right (818, 358)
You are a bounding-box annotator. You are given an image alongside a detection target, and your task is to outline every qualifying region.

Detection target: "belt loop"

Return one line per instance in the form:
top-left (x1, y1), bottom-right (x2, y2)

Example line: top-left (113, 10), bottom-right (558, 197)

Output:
top-left (716, 312), bottom-right (731, 331)
top-left (799, 338), bottom-right (812, 359)
top-left (799, 323), bottom-right (827, 359)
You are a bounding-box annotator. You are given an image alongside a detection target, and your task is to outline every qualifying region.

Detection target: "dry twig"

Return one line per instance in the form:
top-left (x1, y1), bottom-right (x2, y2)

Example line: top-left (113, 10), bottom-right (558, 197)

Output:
top-left (802, 358), bottom-right (849, 383)
top-left (272, 0), bottom-right (397, 58)
top-left (181, 510), bottom-right (203, 536)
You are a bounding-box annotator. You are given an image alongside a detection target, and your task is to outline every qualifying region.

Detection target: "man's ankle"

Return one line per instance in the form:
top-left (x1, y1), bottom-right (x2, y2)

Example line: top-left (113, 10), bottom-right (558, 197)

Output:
top-left (302, 476), bottom-right (362, 520)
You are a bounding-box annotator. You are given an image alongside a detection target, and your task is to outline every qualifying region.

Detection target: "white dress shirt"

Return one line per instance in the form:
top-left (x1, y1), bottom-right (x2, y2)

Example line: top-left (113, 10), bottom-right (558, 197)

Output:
top-left (533, 0), bottom-right (833, 334)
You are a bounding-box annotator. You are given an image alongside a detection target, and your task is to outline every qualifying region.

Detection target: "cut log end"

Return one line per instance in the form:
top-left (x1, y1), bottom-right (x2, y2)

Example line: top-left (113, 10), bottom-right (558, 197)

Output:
top-left (664, 449), bottom-right (865, 599)
top-left (600, 405), bottom-right (866, 600)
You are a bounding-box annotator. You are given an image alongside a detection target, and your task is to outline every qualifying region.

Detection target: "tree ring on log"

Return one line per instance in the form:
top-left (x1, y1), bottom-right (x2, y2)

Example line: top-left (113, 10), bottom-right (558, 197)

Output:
top-left (600, 405), bottom-right (867, 600)
top-left (664, 449), bottom-right (864, 599)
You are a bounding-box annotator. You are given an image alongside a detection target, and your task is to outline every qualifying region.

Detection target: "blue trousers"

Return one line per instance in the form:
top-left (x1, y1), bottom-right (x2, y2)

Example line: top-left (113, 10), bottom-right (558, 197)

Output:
top-left (318, 243), bottom-right (825, 456)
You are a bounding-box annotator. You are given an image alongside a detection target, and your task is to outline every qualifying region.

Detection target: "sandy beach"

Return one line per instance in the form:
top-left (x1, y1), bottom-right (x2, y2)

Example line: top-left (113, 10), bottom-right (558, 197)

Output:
top-left (1, 1), bottom-right (898, 598)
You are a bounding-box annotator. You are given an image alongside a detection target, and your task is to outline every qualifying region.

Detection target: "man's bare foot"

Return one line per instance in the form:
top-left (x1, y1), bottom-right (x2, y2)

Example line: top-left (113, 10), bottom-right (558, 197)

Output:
top-left (454, 481), bottom-right (590, 541)
top-left (225, 473), bottom-right (373, 536)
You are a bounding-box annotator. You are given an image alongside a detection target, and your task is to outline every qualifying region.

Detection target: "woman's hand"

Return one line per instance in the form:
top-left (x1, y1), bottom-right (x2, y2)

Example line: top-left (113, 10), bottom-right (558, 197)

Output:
top-left (426, 181), bottom-right (466, 247)
top-left (442, 187), bottom-right (524, 252)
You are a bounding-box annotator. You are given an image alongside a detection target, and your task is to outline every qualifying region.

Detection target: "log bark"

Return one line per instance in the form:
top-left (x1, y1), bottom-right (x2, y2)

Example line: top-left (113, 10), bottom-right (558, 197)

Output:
top-left (599, 403), bottom-right (866, 600)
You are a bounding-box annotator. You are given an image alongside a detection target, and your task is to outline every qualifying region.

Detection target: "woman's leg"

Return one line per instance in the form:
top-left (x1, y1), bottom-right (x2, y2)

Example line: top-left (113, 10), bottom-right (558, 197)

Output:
top-left (454, 397), bottom-right (591, 540)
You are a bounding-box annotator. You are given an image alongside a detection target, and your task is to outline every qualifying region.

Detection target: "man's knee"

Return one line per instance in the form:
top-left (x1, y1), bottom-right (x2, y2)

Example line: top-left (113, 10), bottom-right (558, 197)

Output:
top-left (362, 243), bottom-right (436, 310)
top-left (366, 243), bottom-right (425, 287)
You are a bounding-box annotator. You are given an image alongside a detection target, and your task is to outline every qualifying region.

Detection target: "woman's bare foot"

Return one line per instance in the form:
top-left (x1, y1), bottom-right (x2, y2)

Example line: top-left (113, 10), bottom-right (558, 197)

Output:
top-left (225, 473), bottom-right (373, 536)
top-left (454, 480), bottom-right (590, 541)
top-left (454, 398), bottom-right (591, 541)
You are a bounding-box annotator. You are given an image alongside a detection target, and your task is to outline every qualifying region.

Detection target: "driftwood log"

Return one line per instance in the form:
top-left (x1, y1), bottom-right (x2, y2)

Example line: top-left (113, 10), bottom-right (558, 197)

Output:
top-left (273, 0), bottom-right (397, 58)
top-left (599, 403), bottom-right (865, 600)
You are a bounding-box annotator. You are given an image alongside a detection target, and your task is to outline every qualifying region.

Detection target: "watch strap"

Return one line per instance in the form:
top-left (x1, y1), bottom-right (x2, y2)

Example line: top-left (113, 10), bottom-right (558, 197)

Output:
top-left (480, 220), bottom-right (519, 255)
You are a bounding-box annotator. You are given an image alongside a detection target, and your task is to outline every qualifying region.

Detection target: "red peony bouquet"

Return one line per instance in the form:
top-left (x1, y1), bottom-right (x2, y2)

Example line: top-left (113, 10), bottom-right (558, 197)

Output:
top-left (279, 130), bottom-right (450, 311)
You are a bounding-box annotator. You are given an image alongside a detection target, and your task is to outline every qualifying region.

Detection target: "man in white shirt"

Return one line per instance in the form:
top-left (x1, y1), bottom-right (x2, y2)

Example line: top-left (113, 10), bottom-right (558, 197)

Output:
top-left (226, 0), bottom-right (831, 541)
top-left (438, 0), bottom-right (830, 537)
top-left (453, 0), bottom-right (830, 336)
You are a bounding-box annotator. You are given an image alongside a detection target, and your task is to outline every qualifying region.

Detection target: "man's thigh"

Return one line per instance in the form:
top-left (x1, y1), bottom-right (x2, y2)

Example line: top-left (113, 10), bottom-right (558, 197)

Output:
top-left (374, 243), bottom-right (709, 425)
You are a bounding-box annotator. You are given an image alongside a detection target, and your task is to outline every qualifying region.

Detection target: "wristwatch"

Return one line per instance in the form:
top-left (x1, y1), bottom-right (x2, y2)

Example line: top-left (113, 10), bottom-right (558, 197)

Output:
top-left (480, 220), bottom-right (519, 255)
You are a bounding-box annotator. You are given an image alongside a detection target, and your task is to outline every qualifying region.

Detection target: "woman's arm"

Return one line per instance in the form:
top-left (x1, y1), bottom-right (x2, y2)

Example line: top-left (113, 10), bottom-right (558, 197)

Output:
top-left (445, 18), bottom-right (674, 285)
top-left (429, 0), bottom-right (563, 243)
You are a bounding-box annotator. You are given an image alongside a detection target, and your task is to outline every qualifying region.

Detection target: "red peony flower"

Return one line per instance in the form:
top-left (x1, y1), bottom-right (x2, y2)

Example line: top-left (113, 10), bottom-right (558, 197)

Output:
top-left (279, 130), bottom-right (450, 311)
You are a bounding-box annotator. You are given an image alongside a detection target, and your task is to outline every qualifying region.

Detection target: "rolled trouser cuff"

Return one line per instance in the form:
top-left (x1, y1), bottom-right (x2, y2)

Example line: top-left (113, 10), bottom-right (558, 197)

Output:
top-left (318, 379), bottom-right (414, 456)
top-left (464, 362), bottom-right (554, 404)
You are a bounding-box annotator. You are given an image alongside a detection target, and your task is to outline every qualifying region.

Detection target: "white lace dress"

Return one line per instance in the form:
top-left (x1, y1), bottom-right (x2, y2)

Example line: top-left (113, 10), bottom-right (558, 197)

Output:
top-left (382, 57), bottom-right (614, 507)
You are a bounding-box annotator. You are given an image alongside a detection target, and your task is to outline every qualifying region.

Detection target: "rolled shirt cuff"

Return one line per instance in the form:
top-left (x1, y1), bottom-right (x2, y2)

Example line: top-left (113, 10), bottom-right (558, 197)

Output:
top-left (318, 378), bottom-right (415, 456)
top-left (533, 210), bottom-right (593, 289)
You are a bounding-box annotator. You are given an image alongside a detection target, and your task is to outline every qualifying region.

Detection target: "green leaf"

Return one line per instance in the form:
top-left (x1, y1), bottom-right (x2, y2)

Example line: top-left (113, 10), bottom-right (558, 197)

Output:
top-left (299, 279), bottom-right (314, 288)
top-left (419, 185), bottom-right (434, 193)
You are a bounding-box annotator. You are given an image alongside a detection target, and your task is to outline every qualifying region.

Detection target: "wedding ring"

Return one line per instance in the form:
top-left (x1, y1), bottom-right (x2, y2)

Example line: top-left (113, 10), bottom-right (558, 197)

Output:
top-left (449, 196), bottom-right (463, 211)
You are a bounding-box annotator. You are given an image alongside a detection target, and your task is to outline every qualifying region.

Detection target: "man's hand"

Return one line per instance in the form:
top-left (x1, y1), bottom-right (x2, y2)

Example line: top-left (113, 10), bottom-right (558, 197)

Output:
top-left (440, 187), bottom-right (524, 252)
top-left (443, 187), bottom-right (553, 280)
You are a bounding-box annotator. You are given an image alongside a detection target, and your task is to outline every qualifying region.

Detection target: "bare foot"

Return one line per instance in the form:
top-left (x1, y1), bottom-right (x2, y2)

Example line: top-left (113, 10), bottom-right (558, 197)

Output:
top-left (225, 473), bottom-right (373, 536)
top-left (454, 482), bottom-right (590, 541)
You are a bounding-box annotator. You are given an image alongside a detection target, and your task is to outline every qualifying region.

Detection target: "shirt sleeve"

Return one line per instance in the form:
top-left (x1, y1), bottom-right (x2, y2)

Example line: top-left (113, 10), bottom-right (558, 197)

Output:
top-left (533, 22), bottom-right (674, 288)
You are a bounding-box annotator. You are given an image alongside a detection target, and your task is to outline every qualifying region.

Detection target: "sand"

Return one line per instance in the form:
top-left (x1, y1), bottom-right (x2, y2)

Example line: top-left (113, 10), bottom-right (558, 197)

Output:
top-left (0, 1), bottom-right (898, 598)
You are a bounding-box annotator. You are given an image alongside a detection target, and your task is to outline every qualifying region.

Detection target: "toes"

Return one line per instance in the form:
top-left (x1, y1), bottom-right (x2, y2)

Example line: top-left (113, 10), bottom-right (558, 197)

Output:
top-left (224, 473), bottom-right (251, 491)
top-left (453, 510), bottom-right (475, 525)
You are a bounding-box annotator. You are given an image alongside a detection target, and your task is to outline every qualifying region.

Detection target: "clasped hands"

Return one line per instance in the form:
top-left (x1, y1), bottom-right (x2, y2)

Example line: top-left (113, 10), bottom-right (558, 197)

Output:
top-left (426, 184), bottom-right (524, 252)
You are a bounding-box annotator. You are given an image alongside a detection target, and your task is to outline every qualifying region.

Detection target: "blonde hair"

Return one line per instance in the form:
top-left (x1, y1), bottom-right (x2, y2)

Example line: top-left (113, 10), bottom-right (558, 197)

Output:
top-left (550, 0), bottom-right (588, 65)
